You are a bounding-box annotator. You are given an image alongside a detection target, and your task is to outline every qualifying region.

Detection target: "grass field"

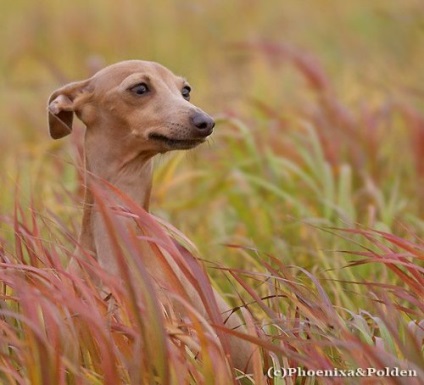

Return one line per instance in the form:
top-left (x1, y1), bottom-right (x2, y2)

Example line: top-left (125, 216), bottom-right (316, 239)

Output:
top-left (1, 1), bottom-right (423, 384)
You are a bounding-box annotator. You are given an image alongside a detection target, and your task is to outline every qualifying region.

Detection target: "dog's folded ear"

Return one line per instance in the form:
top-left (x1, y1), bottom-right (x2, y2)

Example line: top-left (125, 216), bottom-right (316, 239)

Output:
top-left (47, 80), bottom-right (90, 139)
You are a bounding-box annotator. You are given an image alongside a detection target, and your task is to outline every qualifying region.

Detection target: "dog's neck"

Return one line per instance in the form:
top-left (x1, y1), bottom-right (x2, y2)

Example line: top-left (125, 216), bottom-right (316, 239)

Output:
top-left (85, 127), bottom-right (153, 205)
top-left (78, 128), bottom-right (153, 252)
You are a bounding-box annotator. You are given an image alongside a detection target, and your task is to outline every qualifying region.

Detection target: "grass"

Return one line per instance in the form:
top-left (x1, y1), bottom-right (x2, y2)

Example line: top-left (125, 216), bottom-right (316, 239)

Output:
top-left (1, 1), bottom-right (424, 384)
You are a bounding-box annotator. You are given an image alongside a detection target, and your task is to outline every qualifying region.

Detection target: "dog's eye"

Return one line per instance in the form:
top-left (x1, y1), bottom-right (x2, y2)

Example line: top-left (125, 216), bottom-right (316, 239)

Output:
top-left (182, 86), bottom-right (191, 100)
top-left (130, 83), bottom-right (149, 95)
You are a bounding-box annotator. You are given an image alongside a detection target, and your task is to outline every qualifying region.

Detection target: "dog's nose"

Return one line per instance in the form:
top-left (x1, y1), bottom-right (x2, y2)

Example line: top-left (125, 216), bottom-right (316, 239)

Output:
top-left (191, 111), bottom-right (215, 136)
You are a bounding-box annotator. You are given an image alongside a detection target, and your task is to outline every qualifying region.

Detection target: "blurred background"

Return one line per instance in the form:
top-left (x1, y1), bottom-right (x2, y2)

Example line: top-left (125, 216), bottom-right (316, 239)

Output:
top-left (1, 0), bottom-right (424, 268)
top-left (2, 1), bottom-right (423, 142)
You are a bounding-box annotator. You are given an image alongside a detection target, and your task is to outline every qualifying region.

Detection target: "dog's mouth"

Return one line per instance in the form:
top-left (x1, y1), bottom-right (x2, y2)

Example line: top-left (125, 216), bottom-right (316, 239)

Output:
top-left (148, 133), bottom-right (205, 149)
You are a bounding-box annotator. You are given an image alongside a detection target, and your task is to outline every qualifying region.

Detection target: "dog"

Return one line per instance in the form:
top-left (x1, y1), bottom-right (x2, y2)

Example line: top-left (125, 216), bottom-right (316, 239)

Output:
top-left (47, 60), bottom-right (253, 373)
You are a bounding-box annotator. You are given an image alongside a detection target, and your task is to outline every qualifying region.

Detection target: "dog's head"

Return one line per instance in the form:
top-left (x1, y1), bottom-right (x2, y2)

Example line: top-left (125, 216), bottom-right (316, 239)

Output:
top-left (47, 60), bottom-right (214, 154)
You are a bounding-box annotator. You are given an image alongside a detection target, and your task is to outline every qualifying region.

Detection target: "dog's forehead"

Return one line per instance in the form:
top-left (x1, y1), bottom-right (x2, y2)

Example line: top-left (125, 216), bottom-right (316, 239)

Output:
top-left (90, 60), bottom-right (184, 90)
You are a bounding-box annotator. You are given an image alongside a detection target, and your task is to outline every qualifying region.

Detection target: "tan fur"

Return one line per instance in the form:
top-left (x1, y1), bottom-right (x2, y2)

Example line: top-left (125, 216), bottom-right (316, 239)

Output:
top-left (48, 60), bottom-right (253, 372)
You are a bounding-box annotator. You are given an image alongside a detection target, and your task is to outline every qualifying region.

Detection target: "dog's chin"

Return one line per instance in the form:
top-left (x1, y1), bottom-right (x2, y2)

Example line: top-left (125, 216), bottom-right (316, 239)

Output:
top-left (148, 133), bottom-right (205, 150)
